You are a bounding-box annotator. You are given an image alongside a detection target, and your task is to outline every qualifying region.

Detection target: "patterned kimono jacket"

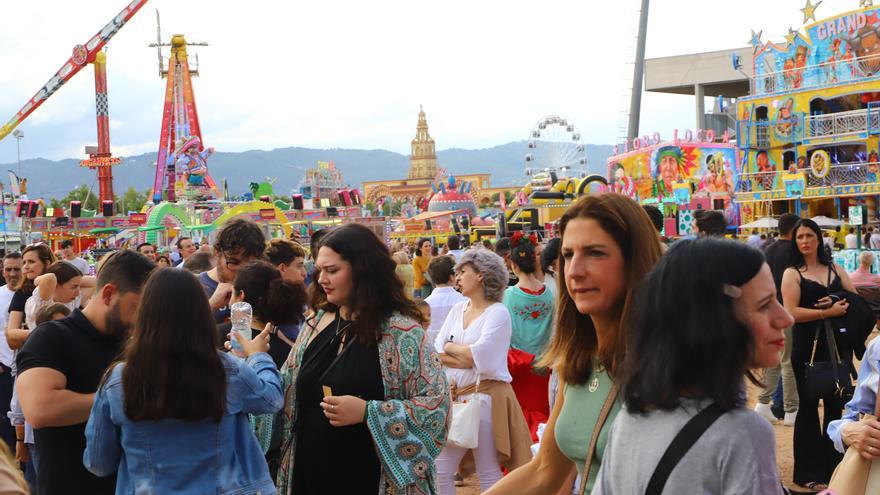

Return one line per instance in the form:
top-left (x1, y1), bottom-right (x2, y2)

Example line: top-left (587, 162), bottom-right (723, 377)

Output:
top-left (267, 311), bottom-right (450, 495)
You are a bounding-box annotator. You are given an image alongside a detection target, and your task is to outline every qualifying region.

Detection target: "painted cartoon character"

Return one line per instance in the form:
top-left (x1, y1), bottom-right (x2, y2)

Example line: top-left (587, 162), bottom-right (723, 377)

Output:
top-left (826, 38), bottom-right (842, 83)
top-left (653, 147), bottom-right (685, 199)
top-left (783, 58), bottom-right (797, 89)
top-left (169, 136), bottom-right (215, 189)
top-left (842, 23), bottom-right (880, 76)
top-left (810, 151), bottom-right (830, 179)
top-left (774, 98), bottom-right (796, 139)
top-left (609, 162), bottom-right (636, 198)
top-left (699, 153), bottom-right (734, 193)
top-left (868, 150), bottom-right (879, 182)
top-left (793, 45), bottom-right (808, 88)
top-left (755, 151), bottom-right (776, 191)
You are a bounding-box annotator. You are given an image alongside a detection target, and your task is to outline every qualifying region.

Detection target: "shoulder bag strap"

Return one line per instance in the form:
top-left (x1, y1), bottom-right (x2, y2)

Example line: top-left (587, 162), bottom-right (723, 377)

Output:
top-left (578, 383), bottom-right (620, 495)
top-left (644, 403), bottom-right (725, 495)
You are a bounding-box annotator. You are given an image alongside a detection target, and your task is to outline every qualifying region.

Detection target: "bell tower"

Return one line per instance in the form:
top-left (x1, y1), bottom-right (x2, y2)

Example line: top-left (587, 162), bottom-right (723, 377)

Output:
top-left (408, 105), bottom-right (437, 180)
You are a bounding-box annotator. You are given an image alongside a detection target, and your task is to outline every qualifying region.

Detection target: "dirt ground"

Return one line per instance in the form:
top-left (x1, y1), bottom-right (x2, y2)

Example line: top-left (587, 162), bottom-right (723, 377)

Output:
top-left (454, 383), bottom-right (816, 494)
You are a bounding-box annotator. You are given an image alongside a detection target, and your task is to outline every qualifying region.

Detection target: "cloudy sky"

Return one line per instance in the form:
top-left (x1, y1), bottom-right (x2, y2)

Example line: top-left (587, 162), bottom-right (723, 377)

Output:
top-left (0, 0), bottom-right (861, 165)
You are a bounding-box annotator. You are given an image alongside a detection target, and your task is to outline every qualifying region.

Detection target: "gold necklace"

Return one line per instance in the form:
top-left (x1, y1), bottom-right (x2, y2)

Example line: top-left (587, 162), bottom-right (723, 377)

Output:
top-left (588, 360), bottom-right (605, 393)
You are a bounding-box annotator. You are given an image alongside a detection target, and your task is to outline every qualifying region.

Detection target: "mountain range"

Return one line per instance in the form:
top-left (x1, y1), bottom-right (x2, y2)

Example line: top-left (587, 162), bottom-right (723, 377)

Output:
top-left (0, 141), bottom-right (613, 200)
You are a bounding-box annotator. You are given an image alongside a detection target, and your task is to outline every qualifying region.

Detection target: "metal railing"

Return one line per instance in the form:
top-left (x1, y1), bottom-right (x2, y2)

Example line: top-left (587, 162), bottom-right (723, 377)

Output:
top-left (737, 116), bottom-right (803, 148)
top-left (804, 109), bottom-right (872, 139)
top-left (750, 53), bottom-right (880, 96)
top-left (735, 161), bottom-right (878, 193)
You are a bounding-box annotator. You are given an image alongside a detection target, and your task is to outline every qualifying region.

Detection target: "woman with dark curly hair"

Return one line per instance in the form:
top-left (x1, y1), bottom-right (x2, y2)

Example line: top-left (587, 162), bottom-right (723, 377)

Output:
top-left (265, 223), bottom-right (449, 495)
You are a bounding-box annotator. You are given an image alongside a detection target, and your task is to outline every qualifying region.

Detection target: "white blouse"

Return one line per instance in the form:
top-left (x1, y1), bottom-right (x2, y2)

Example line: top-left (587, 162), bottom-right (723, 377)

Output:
top-left (25, 290), bottom-right (81, 331)
top-left (434, 301), bottom-right (513, 391)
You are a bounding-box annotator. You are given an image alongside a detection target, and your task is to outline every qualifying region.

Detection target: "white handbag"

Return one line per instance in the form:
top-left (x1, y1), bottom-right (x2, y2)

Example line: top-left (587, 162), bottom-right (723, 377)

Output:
top-left (447, 378), bottom-right (481, 449)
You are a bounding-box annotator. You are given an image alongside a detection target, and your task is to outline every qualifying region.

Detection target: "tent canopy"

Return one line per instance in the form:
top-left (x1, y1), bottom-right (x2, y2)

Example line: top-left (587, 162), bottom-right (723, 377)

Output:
top-left (740, 217), bottom-right (778, 229)
top-left (811, 216), bottom-right (845, 227)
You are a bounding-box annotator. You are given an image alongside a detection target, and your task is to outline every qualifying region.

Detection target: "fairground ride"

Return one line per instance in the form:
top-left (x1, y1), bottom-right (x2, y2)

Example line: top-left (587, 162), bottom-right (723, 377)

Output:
top-left (149, 12), bottom-right (220, 203)
top-left (0, 0), bottom-right (150, 210)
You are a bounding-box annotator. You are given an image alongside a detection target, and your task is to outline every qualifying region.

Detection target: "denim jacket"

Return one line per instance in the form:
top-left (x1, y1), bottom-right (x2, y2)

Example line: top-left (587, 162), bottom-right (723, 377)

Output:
top-left (84, 352), bottom-right (283, 495)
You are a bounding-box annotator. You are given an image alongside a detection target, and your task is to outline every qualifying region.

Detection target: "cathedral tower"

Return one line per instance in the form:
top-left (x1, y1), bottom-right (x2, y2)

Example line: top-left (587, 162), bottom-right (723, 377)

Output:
top-left (408, 106), bottom-right (437, 180)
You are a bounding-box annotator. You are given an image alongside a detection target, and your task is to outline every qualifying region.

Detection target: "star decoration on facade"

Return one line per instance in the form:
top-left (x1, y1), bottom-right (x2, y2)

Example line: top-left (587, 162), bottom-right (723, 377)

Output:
top-left (861, 0), bottom-right (874, 8)
top-left (801, 0), bottom-right (822, 24)
top-left (749, 29), bottom-right (763, 51)
top-left (785, 27), bottom-right (799, 46)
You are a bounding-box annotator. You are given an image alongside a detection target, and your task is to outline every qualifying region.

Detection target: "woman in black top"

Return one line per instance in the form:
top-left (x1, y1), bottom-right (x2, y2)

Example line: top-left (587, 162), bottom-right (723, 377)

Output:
top-left (6, 244), bottom-right (55, 352)
top-left (224, 261), bottom-right (306, 369)
top-left (781, 218), bottom-right (857, 491)
top-left (268, 223), bottom-right (449, 495)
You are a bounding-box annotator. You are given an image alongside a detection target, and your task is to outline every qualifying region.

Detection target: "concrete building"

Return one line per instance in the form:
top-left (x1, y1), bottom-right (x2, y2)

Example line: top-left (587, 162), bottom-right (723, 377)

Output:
top-left (644, 47), bottom-right (754, 133)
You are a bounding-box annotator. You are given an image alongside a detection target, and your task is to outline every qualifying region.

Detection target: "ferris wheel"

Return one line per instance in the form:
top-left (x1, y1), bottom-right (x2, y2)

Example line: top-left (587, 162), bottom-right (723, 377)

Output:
top-left (524, 115), bottom-right (587, 178)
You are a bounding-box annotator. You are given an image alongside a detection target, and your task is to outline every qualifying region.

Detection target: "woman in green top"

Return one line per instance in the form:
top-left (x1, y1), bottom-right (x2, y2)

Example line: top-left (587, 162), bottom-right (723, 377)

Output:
top-left (485, 193), bottom-right (663, 495)
top-left (502, 232), bottom-right (555, 440)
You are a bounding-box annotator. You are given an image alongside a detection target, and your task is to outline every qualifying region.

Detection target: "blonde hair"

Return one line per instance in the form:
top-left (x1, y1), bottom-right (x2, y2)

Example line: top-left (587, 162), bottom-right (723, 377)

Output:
top-left (540, 194), bottom-right (663, 385)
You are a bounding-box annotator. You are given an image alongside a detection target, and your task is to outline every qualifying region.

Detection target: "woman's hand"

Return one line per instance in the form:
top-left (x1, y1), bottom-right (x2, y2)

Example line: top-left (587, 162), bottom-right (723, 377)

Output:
top-left (15, 440), bottom-right (29, 464)
top-left (843, 419), bottom-right (880, 459)
top-left (321, 395), bottom-right (367, 427)
top-left (225, 323), bottom-right (272, 358)
top-left (819, 299), bottom-right (849, 318)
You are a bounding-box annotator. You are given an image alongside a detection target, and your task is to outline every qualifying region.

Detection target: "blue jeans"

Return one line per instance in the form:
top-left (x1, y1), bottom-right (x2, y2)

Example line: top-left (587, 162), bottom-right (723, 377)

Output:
top-left (24, 443), bottom-right (37, 493)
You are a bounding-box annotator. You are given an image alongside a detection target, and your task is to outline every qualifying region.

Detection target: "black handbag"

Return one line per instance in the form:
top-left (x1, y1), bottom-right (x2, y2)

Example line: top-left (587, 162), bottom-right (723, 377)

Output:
top-left (802, 266), bottom-right (855, 401)
top-left (801, 323), bottom-right (854, 401)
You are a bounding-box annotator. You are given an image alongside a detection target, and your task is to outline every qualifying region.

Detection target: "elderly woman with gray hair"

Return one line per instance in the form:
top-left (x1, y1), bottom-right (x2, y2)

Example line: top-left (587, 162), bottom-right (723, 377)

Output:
top-left (434, 249), bottom-right (532, 495)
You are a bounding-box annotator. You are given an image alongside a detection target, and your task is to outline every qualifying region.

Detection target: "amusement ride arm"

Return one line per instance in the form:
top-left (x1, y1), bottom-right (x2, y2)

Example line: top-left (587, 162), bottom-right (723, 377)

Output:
top-left (0, 0), bottom-right (150, 142)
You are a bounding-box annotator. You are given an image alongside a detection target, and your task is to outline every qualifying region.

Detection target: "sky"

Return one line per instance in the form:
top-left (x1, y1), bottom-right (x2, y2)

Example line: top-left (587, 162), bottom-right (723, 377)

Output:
top-left (0, 0), bottom-right (865, 166)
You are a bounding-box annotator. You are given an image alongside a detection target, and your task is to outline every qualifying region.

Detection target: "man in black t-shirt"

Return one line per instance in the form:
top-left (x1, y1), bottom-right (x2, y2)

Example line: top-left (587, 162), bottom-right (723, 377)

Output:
top-left (16, 251), bottom-right (154, 495)
top-left (754, 213), bottom-right (800, 426)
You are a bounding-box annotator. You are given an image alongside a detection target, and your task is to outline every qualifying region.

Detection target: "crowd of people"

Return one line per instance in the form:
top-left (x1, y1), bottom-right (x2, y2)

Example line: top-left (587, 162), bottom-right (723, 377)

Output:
top-left (0, 193), bottom-right (877, 494)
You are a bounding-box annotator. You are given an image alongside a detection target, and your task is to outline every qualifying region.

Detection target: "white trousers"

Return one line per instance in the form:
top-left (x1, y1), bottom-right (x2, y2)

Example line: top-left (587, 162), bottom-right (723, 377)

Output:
top-left (435, 397), bottom-right (502, 495)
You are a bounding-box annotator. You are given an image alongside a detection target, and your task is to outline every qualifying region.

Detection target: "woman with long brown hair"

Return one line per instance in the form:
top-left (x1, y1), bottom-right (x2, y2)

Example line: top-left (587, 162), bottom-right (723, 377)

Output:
top-left (6, 244), bottom-right (55, 351)
top-left (84, 268), bottom-right (282, 494)
top-left (485, 193), bottom-right (663, 494)
top-left (267, 223), bottom-right (449, 495)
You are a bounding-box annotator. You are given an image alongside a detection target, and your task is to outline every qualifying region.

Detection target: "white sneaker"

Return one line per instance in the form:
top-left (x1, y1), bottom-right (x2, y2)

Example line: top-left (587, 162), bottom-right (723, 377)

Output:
top-left (754, 403), bottom-right (777, 423)
top-left (783, 411), bottom-right (797, 426)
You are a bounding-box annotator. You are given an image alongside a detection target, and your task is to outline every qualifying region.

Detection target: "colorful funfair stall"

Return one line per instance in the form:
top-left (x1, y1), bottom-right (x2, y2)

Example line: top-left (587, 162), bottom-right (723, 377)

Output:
top-left (736, 3), bottom-right (880, 224)
top-left (607, 132), bottom-right (738, 237)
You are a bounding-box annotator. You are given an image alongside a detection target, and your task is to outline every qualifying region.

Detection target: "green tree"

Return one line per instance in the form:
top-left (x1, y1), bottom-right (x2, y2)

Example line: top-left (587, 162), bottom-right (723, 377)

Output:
top-left (118, 187), bottom-right (149, 214)
top-left (50, 184), bottom-right (99, 211)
